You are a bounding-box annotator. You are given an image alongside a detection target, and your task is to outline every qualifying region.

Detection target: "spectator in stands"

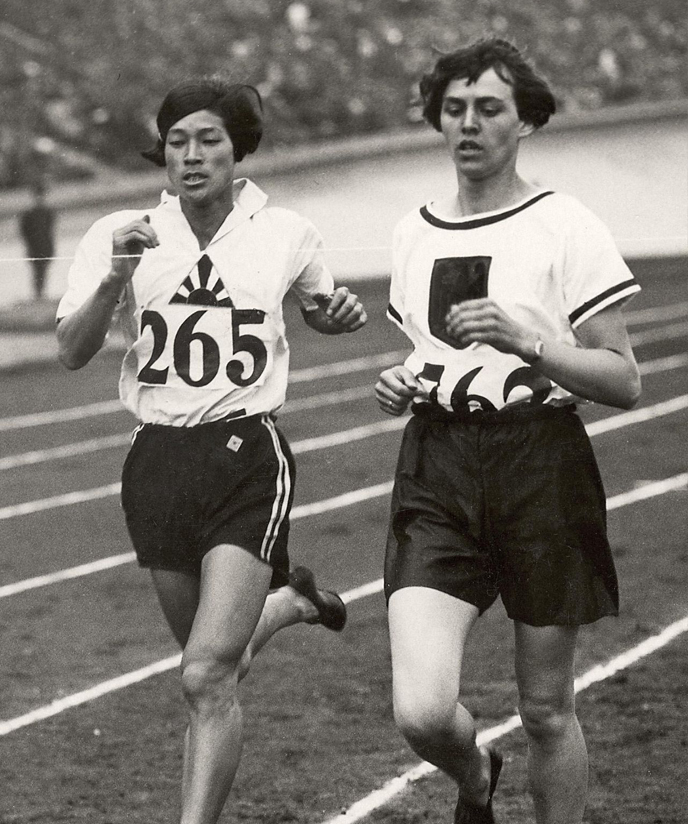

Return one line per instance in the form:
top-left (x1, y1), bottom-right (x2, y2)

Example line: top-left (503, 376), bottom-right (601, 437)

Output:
top-left (19, 181), bottom-right (55, 301)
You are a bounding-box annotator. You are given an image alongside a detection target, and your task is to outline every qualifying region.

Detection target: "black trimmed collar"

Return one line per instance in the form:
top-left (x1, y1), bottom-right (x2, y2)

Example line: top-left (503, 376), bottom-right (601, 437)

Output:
top-left (420, 191), bottom-right (554, 230)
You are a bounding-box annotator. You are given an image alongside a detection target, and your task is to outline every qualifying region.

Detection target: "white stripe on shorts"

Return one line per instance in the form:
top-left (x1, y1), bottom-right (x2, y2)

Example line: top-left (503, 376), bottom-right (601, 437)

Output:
top-left (259, 415), bottom-right (292, 564)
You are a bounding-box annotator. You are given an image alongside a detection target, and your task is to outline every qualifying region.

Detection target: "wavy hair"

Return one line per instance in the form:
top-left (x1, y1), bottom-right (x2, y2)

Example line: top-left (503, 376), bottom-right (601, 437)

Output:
top-left (420, 37), bottom-right (556, 131)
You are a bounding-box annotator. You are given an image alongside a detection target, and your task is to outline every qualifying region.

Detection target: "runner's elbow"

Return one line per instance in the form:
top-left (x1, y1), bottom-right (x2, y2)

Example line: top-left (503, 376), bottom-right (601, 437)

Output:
top-left (610, 371), bottom-right (642, 410)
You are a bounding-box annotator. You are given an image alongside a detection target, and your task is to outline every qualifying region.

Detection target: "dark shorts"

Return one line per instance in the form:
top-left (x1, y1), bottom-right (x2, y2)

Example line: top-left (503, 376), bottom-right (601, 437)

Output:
top-left (121, 413), bottom-right (294, 588)
top-left (385, 404), bottom-right (619, 627)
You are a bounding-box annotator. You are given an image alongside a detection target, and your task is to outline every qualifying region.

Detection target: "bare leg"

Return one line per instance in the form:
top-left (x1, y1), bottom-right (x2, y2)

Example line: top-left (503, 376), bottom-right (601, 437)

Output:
top-left (151, 567), bottom-right (320, 675)
top-left (150, 556), bottom-right (322, 824)
top-left (178, 545), bottom-right (271, 824)
top-left (236, 583), bottom-right (319, 678)
top-left (515, 622), bottom-right (587, 824)
top-left (388, 587), bottom-right (493, 806)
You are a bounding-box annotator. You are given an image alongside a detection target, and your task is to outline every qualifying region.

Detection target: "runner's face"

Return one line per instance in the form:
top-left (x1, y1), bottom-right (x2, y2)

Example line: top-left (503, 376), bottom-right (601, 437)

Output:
top-left (439, 68), bottom-right (533, 182)
top-left (164, 110), bottom-right (235, 207)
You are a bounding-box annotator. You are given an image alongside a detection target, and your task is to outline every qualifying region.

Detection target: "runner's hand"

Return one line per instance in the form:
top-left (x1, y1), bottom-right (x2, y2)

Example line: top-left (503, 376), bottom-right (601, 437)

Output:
top-left (445, 298), bottom-right (536, 357)
top-left (111, 216), bottom-right (159, 283)
top-left (375, 366), bottom-right (427, 416)
top-left (314, 287), bottom-right (367, 332)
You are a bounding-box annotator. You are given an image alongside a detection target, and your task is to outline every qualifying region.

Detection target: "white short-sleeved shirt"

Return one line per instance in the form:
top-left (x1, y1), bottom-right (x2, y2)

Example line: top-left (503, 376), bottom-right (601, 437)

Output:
top-left (57, 179), bottom-right (334, 425)
top-left (387, 190), bottom-right (640, 413)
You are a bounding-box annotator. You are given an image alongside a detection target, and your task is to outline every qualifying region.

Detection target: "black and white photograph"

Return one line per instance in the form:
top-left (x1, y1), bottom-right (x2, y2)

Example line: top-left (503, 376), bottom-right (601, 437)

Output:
top-left (0, 2), bottom-right (686, 822)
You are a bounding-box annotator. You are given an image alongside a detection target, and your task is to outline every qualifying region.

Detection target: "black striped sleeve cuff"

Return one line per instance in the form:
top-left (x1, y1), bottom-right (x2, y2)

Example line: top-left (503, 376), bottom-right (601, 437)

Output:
top-left (569, 279), bottom-right (641, 328)
top-left (387, 302), bottom-right (403, 329)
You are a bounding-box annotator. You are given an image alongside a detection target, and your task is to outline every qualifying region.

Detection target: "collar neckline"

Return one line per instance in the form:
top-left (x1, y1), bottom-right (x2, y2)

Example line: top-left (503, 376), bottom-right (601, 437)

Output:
top-left (421, 190), bottom-right (553, 231)
top-left (159, 178), bottom-right (268, 245)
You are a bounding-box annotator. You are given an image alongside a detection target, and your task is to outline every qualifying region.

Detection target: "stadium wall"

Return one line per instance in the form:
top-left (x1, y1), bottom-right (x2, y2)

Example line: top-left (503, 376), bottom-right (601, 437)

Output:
top-left (0, 99), bottom-right (685, 286)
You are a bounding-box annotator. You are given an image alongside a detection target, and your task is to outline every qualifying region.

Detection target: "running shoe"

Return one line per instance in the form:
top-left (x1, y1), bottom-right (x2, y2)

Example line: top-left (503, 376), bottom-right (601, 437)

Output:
top-left (454, 748), bottom-right (503, 824)
top-left (288, 566), bottom-right (347, 631)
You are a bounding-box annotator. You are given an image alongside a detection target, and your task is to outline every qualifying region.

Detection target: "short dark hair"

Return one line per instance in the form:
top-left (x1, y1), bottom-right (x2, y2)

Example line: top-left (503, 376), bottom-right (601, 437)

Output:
top-left (142, 79), bottom-right (263, 166)
top-left (420, 37), bottom-right (556, 131)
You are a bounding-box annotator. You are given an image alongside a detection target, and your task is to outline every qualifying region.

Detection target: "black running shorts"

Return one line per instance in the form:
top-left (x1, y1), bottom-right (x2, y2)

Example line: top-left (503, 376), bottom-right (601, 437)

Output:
top-left (385, 404), bottom-right (619, 626)
top-left (121, 414), bottom-right (294, 587)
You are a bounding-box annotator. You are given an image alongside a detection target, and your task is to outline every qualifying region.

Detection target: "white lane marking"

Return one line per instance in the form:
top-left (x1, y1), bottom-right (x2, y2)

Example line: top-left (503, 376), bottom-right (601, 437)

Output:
top-left (606, 473), bottom-right (688, 508)
top-left (6, 468), bottom-right (685, 601)
top-left (292, 420), bottom-right (405, 454)
top-left (0, 552), bottom-right (137, 598)
top-left (0, 433), bottom-right (132, 471)
top-left (638, 353), bottom-right (688, 375)
top-left (0, 330), bottom-right (683, 436)
top-left (0, 655), bottom-right (183, 736)
top-left (0, 473), bottom-right (688, 740)
top-left (0, 353), bottom-right (404, 433)
top-left (0, 483), bottom-right (121, 521)
top-left (0, 473), bottom-right (688, 732)
top-left (0, 387), bottom-right (380, 472)
top-left (1, 392), bottom-right (687, 591)
top-left (628, 321), bottom-right (688, 346)
top-left (625, 301), bottom-right (688, 325)
top-left (320, 613), bottom-right (688, 824)
top-left (2, 363), bottom-right (688, 472)
top-left (284, 385), bottom-right (372, 413)
top-left (0, 483), bottom-right (395, 598)
top-left (0, 399), bottom-right (125, 432)
top-left (288, 351), bottom-right (407, 383)
top-left (586, 395), bottom-right (688, 436)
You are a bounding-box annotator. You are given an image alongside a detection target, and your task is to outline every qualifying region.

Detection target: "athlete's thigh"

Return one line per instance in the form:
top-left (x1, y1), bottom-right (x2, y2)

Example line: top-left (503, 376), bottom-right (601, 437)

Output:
top-left (151, 569), bottom-right (200, 649)
top-left (389, 586), bottom-right (479, 707)
top-left (514, 622), bottom-right (579, 707)
top-left (184, 544), bottom-right (273, 664)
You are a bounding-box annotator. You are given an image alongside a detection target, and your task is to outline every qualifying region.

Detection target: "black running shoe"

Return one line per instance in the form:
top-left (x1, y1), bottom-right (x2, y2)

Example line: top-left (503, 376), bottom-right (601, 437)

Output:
top-left (454, 748), bottom-right (503, 824)
top-left (288, 566), bottom-right (347, 632)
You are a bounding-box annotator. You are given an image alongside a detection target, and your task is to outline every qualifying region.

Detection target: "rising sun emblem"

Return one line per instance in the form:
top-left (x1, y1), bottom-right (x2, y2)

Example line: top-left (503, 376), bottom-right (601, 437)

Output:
top-left (170, 254), bottom-right (234, 307)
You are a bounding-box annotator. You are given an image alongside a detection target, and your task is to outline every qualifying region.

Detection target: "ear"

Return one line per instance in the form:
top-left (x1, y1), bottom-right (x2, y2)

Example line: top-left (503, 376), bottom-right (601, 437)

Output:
top-left (518, 120), bottom-right (536, 139)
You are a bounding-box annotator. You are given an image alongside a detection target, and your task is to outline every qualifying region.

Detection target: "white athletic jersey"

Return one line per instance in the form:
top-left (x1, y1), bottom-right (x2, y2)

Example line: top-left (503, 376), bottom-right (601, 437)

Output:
top-left (388, 190), bottom-right (640, 413)
top-left (57, 179), bottom-right (334, 425)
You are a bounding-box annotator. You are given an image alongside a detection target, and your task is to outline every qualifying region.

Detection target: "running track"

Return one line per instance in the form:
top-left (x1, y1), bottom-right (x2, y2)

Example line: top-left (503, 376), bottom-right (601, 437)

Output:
top-left (0, 260), bottom-right (686, 821)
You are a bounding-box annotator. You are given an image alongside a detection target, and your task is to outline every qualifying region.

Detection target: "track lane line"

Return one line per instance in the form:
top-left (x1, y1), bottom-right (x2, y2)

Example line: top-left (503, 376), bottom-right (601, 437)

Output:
top-left (637, 353), bottom-right (688, 375)
top-left (320, 612), bottom-right (688, 824)
top-left (1, 394), bottom-right (687, 596)
top-left (1, 353), bottom-right (686, 470)
top-left (0, 385), bottom-right (380, 472)
top-left (2, 390), bottom-right (686, 519)
top-left (0, 470), bottom-right (685, 736)
top-left (0, 482), bottom-right (395, 599)
top-left (628, 321), bottom-right (688, 346)
top-left (624, 301), bottom-right (688, 325)
top-left (0, 320), bottom-right (683, 434)
top-left (0, 352), bottom-right (406, 433)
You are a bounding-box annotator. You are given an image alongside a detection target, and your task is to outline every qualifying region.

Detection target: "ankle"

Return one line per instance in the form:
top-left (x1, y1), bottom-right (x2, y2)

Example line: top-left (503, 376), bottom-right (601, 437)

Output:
top-left (461, 746), bottom-right (491, 806)
top-left (277, 584), bottom-right (319, 623)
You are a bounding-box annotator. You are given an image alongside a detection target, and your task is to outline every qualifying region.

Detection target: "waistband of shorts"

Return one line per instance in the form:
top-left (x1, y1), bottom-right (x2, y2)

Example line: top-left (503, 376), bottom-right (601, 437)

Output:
top-left (411, 401), bottom-right (577, 425)
top-left (138, 409), bottom-right (274, 432)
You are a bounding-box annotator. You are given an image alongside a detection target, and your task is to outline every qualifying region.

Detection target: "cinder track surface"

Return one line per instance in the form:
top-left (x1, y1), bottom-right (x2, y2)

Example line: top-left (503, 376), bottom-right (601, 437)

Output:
top-left (0, 259), bottom-right (686, 823)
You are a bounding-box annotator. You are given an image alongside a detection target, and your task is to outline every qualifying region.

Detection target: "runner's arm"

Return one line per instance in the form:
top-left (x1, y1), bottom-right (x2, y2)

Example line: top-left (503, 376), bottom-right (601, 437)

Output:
top-left (57, 217), bottom-right (158, 370)
top-left (56, 274), bottom-right (128, 369)
top-left (445, 300), bottom-right (641, 409)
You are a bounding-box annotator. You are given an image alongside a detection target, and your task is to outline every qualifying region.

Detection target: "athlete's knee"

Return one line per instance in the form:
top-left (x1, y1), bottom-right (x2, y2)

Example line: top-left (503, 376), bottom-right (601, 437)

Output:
top-left (180, 648), bottom-right (241, 710)
top-left (518, 690), bottom-right (576, 745)
top-left (394, 692), bottom-right (472, 754)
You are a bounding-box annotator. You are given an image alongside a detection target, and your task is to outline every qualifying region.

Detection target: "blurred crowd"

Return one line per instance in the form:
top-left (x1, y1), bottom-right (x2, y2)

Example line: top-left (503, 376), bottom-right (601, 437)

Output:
top-left (0, 0), bottom-right (685, 186)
